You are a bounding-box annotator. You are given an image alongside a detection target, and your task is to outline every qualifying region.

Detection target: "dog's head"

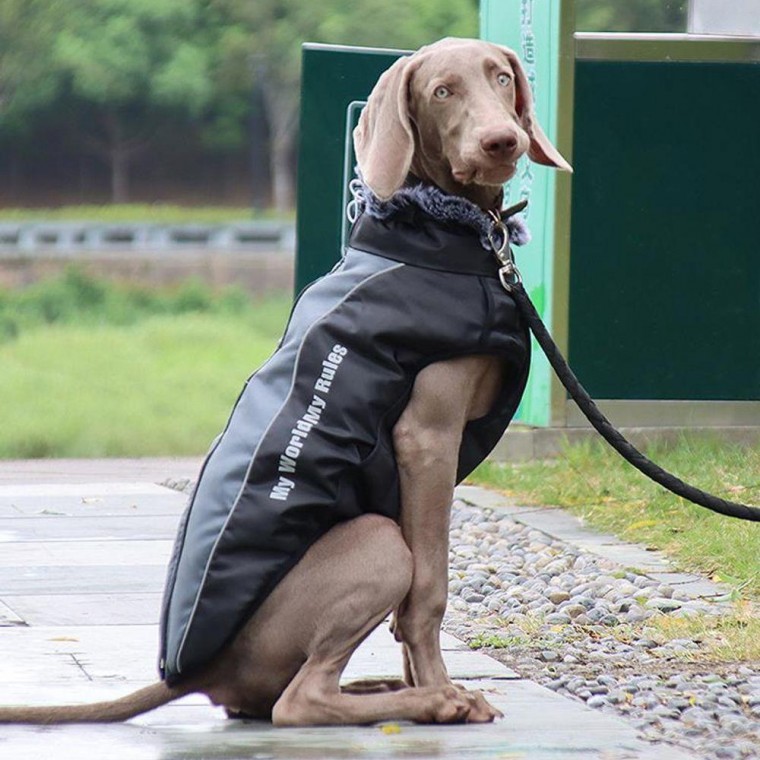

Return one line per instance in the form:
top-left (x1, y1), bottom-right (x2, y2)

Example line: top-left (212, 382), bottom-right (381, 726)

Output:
top-left (354, 37), bottom-right (571, 206)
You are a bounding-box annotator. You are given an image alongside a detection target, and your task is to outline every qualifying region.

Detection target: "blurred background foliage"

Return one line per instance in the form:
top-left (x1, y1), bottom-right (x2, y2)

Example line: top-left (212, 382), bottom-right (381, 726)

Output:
top-left (576, 0), bottom-right (686, 33)
top-left (0, 0), bottom-right (686, 212)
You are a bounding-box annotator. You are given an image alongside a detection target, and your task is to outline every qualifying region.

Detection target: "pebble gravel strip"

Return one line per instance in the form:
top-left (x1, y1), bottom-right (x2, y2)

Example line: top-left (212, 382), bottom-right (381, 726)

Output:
top-left (443, 500), bottom-right (759, 760)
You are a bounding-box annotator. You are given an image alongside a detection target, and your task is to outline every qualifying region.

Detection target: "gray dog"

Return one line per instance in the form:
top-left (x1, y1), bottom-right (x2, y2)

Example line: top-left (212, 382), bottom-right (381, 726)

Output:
top-left (0, 37), bottom-right (570, 727)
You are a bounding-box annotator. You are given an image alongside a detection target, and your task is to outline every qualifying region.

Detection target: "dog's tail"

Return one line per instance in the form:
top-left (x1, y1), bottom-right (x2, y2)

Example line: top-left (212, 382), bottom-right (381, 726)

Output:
top-left (0, 681), bottom-right (192, 724)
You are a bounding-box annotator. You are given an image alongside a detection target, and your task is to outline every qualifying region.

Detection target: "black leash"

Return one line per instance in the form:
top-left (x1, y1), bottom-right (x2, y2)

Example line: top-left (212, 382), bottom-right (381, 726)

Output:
top-left (488, 211), bottom-right (760, 523)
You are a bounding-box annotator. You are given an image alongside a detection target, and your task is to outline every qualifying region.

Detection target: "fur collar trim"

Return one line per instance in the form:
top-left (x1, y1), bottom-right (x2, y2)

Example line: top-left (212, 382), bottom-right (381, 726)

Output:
top-left (348, 178), bottom-right (531, 251)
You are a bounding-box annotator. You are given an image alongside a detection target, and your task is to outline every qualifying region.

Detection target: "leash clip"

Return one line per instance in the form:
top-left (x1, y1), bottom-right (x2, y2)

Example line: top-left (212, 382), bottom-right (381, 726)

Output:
top-left (498, 262), bottom-right (522, 292)
top-left (488, 210), bottom-right (522, 292)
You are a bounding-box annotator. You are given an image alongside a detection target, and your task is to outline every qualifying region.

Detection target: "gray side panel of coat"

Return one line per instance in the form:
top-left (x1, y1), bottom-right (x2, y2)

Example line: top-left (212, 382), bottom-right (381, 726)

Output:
top-left (160, 252), bottom-right (402, 678)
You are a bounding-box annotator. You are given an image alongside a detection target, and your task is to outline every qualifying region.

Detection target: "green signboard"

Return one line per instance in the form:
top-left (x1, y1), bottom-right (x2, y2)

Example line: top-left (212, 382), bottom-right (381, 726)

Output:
top-left (569, 58), bottom-right (760, 402)
top-left (295, 44), bottom-right (407, 295)
top-left (481, 0), bottom-right (574, 426)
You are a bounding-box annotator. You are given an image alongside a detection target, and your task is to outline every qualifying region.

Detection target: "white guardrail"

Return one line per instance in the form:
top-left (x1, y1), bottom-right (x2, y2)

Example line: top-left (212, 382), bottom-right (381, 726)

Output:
top-left (0, 221), bottom-right (296, 256)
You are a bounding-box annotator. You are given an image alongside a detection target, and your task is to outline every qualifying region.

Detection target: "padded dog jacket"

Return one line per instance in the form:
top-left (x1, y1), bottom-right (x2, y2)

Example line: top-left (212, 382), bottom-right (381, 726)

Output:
top-left (159, 203), bottom-right (530, 683)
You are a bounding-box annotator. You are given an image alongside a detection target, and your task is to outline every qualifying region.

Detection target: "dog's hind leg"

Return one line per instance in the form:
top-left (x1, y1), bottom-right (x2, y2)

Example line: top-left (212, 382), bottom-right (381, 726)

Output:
top-left (218, 513), bottom-right (477, 725)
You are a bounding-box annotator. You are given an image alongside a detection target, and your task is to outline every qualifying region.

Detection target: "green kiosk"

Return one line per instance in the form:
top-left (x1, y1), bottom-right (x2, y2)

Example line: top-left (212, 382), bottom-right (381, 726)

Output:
top-left (296, 0), bottom-right (759, 459)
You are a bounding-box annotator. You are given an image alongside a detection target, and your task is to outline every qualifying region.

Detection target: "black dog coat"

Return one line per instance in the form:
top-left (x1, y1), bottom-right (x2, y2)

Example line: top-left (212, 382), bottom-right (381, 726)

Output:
top-left (159, 194), bottom-right (531, 683)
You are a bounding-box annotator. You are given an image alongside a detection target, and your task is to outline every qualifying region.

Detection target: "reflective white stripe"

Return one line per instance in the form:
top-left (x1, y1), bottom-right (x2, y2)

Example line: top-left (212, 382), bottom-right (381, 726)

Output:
top-left (173, 261), bottom-right (405, 674)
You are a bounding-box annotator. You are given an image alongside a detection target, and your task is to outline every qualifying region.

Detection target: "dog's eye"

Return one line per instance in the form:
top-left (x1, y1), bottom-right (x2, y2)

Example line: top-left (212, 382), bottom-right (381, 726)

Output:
top-left (497, 73), bottom-right (512, 87)
top-left (434, 85), bottom-right (452, 100)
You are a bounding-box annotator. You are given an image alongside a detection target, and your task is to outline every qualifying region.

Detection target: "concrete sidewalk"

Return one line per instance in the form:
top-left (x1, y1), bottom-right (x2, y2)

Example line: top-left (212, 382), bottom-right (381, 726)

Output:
top-left (0, 460), bottom-right (696, 759)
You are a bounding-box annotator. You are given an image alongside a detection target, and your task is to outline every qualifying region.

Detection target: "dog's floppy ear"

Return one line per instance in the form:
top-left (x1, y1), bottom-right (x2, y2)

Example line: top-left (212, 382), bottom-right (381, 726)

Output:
top-left (353, 54), bottom-right (418, 200)
top-left (499, 46), bottom-right (572, 173)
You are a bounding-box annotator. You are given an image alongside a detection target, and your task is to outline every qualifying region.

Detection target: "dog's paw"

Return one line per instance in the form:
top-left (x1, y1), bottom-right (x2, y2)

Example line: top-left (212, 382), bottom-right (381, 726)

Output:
top-left (459, 688), bottom-right (504, 723)
top-left (424, 685), bottom-right (472, 724)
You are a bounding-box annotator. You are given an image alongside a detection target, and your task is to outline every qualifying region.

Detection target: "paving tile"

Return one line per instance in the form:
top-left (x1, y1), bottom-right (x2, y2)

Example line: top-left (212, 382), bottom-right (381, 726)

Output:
top-left (0, 540), bottom-right (173, 567)
top-left (672, 580), bottom-right (731, 599)
top-left (455, 485), bottom-right (535, 514)
top-left (513, 509), bottom-right (626, 547)
top-left (645, 572), bottom-right (727, 597)
top-left (439, 630), bottom-right (469, 650)
top-left (0, 490), bottom-right (186, 519)
top-left (344, 643), bottom-right (516, 681)
top-left (0, 624), bottom-right (158, 659)
top-left (584, 543), bottom-right (672, 571)
top-left (0, 515), bottom-right (179, 542)
top-left (0, 651), bottom-right (101, 686)
top-left (4, 593), bottom-right (162, 627)
top-left (0, 625), bottom-right (160, 683)
top-left (0, 457), bottom-right (201, 486)
top-left (0, 482), bottom-right (173, 498)
top-left (0, 564), bottom-right (166, 595)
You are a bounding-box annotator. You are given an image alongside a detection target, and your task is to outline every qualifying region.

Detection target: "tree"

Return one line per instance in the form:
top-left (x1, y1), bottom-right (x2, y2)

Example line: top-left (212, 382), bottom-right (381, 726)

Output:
top-left (58, 0), bottom-right (218, 202)
top-left (1, 0), bottom-right (478, 209)
top-left (211, 0), bottom-right (478, 211)
top-left (0, 0), bottom-right (61, 122)
top-left (1, 0), bottom-right (217, 203)
top-left (576, 0), bottom-right (686, 32)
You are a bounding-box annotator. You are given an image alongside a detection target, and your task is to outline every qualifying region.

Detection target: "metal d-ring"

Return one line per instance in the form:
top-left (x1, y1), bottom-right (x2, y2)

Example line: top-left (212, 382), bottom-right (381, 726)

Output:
top-left (498, 262), bottom-right (522, 292)
top-left (488, 210), bottom-right (522, 291)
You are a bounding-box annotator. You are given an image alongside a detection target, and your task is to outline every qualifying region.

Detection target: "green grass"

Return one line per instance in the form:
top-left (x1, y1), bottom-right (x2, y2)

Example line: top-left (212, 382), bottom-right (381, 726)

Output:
top-left (0, 310), bottom-right (289, 458)
top-left (0, 204), bottom-right (290, 224)
top-left (469, 438), bottom-right (760, 600)
top-left (645, 605), bottom-right (760, 662)
top-left (468, 610), bottom-right (760, 663)
top-left (0, 270), bottom-right (291, 458)
top-left (0, 267), bottom-right (269, 340)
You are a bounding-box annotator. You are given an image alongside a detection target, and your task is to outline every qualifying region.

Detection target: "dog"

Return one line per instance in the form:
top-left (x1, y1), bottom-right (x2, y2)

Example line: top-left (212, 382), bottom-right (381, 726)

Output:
top-left (0, 37), bottom-right (570, 727)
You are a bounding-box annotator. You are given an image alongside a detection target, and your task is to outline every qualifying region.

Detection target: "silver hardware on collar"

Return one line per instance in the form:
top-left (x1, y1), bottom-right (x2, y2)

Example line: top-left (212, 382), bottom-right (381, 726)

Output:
top-left (346, 178), bottom-right (365, 223)
top-left (488, 210), bottom-right (522, 292)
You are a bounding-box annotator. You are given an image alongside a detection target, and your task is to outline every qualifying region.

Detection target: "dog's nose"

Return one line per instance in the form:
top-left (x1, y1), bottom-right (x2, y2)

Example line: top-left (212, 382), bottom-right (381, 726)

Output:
top-left (480, 130), bottom-right (518, 157)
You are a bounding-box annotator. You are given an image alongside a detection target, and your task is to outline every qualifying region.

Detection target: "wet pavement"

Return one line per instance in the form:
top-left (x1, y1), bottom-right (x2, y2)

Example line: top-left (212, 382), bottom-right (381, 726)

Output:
top-left (0, 460), bottom-right (696, 759)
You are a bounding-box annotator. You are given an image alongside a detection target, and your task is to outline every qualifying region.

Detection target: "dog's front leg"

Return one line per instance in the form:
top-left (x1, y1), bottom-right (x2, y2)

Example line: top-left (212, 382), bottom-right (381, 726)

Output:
top-left (391, 359), bottom-right (483, 689)
top-left (392, 415), bottom-right (459, 688)
top-left (390, 355), bottom-right (505, 727)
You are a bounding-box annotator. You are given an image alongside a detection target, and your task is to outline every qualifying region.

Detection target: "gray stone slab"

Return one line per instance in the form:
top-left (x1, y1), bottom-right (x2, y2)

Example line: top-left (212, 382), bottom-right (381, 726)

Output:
top-left (0, 459), bottom-right (201, 486)
top-left (439, 630), bottom-right (469, 651)
top-left (0, 652), bottom-right (94, 686)
top-left (0, 678), bottom-right (697, 760)
top-left (511, 507), bottom-right (604, 538)
top-left (344, 642), bottom-right (517, 682)
top-left (645, 572), bottom-right (727, 598)
top-left (0, 540), bottom-right (173, 567)
top-left (0, 482), bottom-right (173, 498)
top-left (584, 543), bottom-right (672, 571)
top-left (0, 624), bottom-right (160, 682)
top-left (455, 485), bottom-right (535, 515)
top-left (510, 508), bottom-right (632, 551)
top-left (0, 490), bottom-right (187, 519)
top-left (4, 593), bottom-right (161, 626)
top-left (670, 580), bottom-right (732, 599)
top-left (0, 514), bottom-right (180, 542)
top-left (0, 564), bottom-right (166, 595)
